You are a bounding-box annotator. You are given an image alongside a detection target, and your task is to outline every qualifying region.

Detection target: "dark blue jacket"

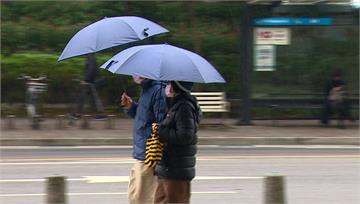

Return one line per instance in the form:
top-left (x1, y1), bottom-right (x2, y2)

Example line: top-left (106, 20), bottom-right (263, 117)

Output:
top-left (127, 79), bottom-right (167, 161)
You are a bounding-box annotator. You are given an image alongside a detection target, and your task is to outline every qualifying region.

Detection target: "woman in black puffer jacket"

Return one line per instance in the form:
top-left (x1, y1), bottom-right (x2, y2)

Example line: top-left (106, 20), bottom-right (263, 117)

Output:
top-left (154, 81), bottom-right (201, 204)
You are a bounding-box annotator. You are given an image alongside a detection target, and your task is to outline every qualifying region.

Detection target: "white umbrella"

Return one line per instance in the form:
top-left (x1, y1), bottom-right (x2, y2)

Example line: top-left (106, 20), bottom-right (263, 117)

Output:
top-left (58, 16), bottom-right (169, 61)
top-left (101, 44), bottom-right (226, 83)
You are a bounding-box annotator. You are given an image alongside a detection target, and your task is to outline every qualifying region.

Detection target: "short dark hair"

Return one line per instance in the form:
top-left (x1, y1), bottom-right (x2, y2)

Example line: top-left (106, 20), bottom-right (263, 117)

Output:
top-left (333, 69), bottom-right (342, 78)
top-left (170, 81), bottom-right (183, 94)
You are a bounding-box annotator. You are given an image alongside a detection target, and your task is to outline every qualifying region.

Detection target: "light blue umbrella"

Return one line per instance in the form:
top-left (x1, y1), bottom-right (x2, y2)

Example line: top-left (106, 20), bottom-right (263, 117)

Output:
top-left (58, 16), bottom-right (169, 61)
top-left (100, 44), bottom-right (226, 83)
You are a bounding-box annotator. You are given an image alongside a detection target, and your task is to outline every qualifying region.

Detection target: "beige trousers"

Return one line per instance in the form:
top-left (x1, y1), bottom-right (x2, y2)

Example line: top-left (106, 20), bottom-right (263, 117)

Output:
top-left (128, 160), bottom-right (157, 204)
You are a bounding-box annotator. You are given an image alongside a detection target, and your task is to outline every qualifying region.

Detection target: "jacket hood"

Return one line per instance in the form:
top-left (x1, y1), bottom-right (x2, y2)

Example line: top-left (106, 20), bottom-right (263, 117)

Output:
top-left (170, 92), bottom-right (202, 123)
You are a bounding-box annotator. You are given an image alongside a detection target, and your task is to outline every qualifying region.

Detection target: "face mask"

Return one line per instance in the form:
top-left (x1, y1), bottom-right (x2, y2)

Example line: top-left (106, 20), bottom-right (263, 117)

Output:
top-left (132, 76), bottom-right (144, 84)
top-left (165, 84), bottom-right (175, 98)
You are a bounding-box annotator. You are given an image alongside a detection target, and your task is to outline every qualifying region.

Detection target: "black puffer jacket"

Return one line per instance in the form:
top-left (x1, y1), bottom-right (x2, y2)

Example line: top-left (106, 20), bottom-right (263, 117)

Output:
top-left (155, 92), bottom-right (201, 181)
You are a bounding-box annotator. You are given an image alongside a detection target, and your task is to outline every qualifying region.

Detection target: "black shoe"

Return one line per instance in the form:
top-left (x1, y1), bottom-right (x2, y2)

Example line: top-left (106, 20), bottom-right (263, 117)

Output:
top-left (94, 115), bottom-right (107, 121)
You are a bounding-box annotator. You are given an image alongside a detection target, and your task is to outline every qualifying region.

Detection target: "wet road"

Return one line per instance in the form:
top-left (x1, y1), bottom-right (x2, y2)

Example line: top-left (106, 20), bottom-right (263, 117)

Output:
top-left (1, 145), bottom-right (359, 204)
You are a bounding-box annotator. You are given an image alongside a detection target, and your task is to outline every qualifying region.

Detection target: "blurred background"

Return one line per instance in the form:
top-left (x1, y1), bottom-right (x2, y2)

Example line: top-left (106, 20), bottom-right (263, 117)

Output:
top-left (1, 1), bottom-right (359, 204)
top-left (1, 1), bottom-right (358, 119)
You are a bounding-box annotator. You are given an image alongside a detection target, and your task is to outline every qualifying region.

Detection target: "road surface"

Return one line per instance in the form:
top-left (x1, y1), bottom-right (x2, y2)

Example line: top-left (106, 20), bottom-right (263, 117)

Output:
top-left (1, 145), bottom-right (359, 204)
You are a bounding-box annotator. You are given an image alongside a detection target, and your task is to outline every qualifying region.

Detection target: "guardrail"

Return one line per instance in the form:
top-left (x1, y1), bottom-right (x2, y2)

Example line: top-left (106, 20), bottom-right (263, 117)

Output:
top-left (4, 114), bottom-right (117, 130)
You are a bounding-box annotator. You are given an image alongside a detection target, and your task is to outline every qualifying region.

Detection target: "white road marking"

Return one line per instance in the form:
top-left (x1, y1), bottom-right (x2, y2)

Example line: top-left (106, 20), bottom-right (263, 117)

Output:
top-left (1, 144), bottom-right (359, 150)
top-left (0, 191), bottom-right (237, 197)
top-left (0, 178), bottom-right (85, 183)
top-left (0, 161), bottom-right (134, 166)
top-left (1, 154), bottom-right (359, 166)
top-left (84, 176), bottom-right (129, 183)
top-left (0, 176), bottom-right (263, 183)
top-left (194, 176), bottom-right (263, 180)
top-left (0, 145), bottom-right (133, 150)
top-left (253, 145), bottom-right (360, 149)
top-left (84, 176), bottom-right (264, 183)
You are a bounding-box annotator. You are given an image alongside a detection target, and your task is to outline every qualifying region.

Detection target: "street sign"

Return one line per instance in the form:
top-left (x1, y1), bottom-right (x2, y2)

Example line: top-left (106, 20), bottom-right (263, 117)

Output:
top-left (254, 18), bottom-right (333, 26)
top-left (255, 45), bottom-right (275, 71)
top-left (255, 28), bottom-right (290, 45)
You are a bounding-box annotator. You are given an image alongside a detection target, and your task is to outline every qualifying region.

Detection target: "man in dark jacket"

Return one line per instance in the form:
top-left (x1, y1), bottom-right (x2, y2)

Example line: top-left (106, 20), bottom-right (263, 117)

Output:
top-left (71, 54), bottom-right (106, 120)
top-left (121, 76), bottom-right (167, 204)
top-left (154, 81), bottom-right (201, 204)
top-left (321, 70), bottom-right (351, 127)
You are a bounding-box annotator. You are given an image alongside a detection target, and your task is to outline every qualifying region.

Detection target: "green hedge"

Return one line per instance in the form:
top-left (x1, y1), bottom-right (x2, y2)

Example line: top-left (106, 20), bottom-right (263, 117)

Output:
top-left (1, 1), bottom-right (359, 107)
top-left (1, 53), bottom-right (142, 105)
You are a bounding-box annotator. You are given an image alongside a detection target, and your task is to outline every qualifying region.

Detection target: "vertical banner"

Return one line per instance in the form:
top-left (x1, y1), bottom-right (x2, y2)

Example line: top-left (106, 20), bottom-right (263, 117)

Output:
top-left (255, 45), bottom-right (275, 71)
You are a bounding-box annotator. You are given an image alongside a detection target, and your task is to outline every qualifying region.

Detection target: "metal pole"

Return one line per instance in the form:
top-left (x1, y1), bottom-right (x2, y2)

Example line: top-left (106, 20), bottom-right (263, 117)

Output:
top-left (81, 115), bottom-right (91, 129)
top-left (46, 176), bottom-right (66, 204)
top-left (237, 3), bottom-right (253, 125)
top-left (264, 175), bottom-right (286, 204)
top-left (106, 114), bottom-right (116, 129)
top-left (56, 115), bottom-right (65, 129)
top-left (6, 115), bottom-right (16, 130)
top-left (32, 115), bottom-right (40, 130)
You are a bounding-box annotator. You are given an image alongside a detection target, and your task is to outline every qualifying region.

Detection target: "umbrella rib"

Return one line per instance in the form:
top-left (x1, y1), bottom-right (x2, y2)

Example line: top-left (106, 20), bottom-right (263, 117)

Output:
top-left (94, 19), bottom-right (141, 53)
top-left (159, 45), bottom-right (165, 80)
top-left (181, 51), bottom-right (206, 83)
top-left (122, 20), bottom-right (145, 40)
top-left (114, 48), bottom-right (148, 76)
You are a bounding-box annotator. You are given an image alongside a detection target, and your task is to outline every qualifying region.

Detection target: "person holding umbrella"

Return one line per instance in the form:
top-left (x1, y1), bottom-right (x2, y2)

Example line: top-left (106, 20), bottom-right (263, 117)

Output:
top-left (153, 81), bottom-right (201, 204)
top-left (101, 43), bottom-right (225, 203)
top-left (121, 76), bottom-right (167, 204)
top-left (58, 18), bottom-right (170, 203)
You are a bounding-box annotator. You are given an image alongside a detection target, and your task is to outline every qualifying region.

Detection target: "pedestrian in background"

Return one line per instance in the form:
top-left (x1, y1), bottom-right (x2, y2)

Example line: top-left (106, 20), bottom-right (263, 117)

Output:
top-left (121, 76), bottom-right (167, 204)
top-left (321, 70), bottom-right (351, 127)
top-left (154, 81), bottom-right (201, 204)
top-left (70, 54), bottom-right (106, 120)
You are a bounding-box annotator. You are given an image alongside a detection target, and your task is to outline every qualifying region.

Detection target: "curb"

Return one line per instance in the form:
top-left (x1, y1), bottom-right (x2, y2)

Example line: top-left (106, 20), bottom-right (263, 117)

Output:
top-left (198, 137), bottom-right (360, 146)
top-left (1, 137), bottom-right (359, 146)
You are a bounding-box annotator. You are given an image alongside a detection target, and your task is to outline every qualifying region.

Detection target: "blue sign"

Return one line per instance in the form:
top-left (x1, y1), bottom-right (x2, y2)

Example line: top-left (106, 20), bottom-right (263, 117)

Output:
top-left (254, 18), bottom-right (332, 26)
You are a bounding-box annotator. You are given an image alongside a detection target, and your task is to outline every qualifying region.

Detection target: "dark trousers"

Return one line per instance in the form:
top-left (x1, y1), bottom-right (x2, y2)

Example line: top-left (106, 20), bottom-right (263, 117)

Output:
top-left (154, 177), bottom-right (191, 204)
top-left (73, 83), bottom-right (104, 114)
top-left (321, 100), bottom-right (351, 124)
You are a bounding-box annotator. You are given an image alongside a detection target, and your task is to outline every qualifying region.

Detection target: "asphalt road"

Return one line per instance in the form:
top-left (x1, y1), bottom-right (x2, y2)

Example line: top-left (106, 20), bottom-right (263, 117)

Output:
top-left (1, 145), bottom-right (360, 204)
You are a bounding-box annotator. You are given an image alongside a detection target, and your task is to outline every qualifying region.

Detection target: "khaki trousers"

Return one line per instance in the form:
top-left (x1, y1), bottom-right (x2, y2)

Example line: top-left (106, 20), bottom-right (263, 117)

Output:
top-left (154, 177), bottom-right (191, 204)
top-left (128, 160), bottom-right (157, 204)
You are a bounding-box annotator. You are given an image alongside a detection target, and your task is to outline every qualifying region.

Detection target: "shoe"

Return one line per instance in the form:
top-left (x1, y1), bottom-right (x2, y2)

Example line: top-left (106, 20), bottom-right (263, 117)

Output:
top-left (94, 115), bottom-right (107, 121)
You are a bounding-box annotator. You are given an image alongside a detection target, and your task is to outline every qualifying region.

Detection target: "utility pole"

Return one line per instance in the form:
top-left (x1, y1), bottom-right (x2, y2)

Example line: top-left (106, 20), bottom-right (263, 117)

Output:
top-left (237, 3), bottom-right (254, 125)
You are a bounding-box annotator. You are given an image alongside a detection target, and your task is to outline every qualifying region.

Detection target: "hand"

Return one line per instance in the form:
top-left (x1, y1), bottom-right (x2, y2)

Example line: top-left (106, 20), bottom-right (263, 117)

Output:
top-left (121, 92), bottom-right (133, 108)
top-left (333, 86), bottom-right (342, 92)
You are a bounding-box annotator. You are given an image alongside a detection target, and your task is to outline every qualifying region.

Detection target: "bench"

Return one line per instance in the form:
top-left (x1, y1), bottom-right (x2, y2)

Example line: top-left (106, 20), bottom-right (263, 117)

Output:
top-left (191, 92), bottom-right (230, 125)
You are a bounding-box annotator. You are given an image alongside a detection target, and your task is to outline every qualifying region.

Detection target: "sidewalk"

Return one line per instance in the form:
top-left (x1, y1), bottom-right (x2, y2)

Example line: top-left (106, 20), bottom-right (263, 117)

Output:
top-left (0, 117), bottom-right (359, 146)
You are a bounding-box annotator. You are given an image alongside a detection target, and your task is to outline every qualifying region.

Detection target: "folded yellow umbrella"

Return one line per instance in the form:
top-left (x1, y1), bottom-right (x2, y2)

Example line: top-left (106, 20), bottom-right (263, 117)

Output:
top-left (145, 123), bottom-right (164, 168)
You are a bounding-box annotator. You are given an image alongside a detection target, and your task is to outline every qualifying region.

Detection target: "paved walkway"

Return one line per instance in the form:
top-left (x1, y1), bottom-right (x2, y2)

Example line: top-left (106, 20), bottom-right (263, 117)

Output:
top-left (1, 117), bottom-right (359, 146)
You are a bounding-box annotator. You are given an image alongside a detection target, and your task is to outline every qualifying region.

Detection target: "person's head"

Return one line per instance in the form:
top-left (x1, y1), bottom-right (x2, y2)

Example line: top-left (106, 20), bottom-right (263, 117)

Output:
top-left (165, 81), bottom-right (194, 98)
top-left (333, 69), bottom-right (342, 80)
top-left (132, 76), bottom-right (145, 84)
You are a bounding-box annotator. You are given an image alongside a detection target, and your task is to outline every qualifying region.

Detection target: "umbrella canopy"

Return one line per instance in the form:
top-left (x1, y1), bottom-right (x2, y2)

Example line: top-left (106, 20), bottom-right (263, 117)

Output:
top-left (100, 44), bottom-right (226, 83)
top-left (58, 16), bottom-right (169, 61)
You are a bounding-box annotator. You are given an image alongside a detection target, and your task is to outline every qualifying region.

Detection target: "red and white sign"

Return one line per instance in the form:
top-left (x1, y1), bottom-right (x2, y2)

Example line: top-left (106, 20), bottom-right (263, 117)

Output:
top-left (255, 28), bottom-right (290, 45)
